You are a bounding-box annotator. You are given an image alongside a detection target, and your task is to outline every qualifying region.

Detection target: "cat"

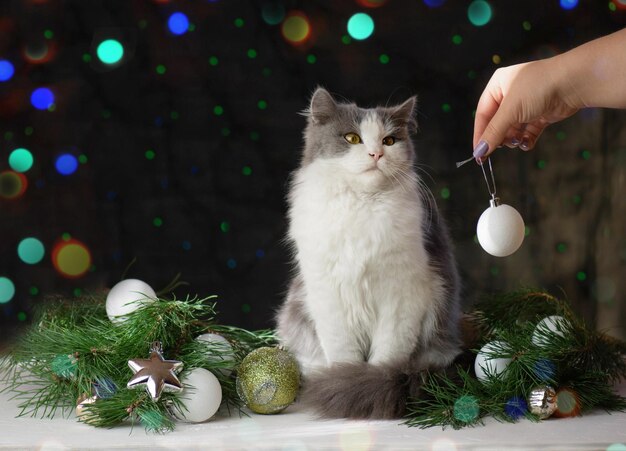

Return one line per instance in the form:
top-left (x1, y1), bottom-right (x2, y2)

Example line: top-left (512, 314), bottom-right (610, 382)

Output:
top-left (275, 87), bottom-right (462, 419)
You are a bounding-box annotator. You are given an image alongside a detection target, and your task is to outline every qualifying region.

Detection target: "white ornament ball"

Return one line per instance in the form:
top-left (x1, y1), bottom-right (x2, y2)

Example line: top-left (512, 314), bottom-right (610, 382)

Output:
top-left (196, 333), bottom-right (236, 375)
top-left (476, 202), bottom-right (525, 257)
top-left (474, 341), bottom-right (512, 384)
top-left (105, 279), bottom-right (157, 324)
top-left (532, 315), bottom-right (568, 348)
top-left (173, 368), bottom-right (222, 423)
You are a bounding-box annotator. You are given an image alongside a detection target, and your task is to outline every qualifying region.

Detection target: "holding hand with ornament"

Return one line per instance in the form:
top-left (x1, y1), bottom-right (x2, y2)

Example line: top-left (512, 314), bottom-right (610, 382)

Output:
top-left (472, 28), bottom-right (626, 161)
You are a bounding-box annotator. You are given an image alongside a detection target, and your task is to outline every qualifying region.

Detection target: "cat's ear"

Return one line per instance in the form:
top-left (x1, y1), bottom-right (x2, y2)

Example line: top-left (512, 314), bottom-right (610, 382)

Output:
top-left (390, 96), bottom-right (418, 134)
top-left (305, 87), bottom-right (338, 124)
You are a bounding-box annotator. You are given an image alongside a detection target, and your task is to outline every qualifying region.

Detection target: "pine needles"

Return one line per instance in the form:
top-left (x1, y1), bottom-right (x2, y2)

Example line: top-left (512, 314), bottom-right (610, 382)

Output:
top-left (404, 288), bottom-right (626, 429)
top-left (0, 292), bottom-right (276, 432)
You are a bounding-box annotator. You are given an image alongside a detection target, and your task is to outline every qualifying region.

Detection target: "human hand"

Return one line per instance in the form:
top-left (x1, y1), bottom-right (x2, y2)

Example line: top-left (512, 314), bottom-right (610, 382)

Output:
top-left (472, 59), bottom-right (580, 162)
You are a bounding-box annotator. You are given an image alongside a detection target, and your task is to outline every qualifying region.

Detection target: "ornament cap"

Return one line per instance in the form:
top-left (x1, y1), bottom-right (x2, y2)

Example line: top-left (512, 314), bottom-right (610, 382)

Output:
top-left (489, 197), bottom-right (501, 208)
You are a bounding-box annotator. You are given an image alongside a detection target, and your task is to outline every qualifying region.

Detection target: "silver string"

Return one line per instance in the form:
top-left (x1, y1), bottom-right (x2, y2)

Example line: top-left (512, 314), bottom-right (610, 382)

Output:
top-left (480, 157), bottom-right (497, 200)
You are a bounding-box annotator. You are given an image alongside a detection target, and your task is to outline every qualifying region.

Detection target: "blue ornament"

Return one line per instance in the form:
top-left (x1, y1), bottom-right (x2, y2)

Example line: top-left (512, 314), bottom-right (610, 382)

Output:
top-left (533, 358), bottom-right (556, 382)
top-left (505, 396), bottom-right (528, 420)
top-left (93, 378), bottom-right (117, 399)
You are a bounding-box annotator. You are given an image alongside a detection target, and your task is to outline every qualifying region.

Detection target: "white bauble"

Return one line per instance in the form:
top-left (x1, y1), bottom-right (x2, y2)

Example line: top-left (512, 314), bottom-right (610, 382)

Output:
top-left (474, 341), bottom-right (512, 384)
top-left (196, 333), bottom-right (236, 376)
top-left (173, 368), bottom-right (222, 423)
top-left (476, 202), bottom-right (525, 257)
top-left (532, 315), bottom-right (568, 348)
top-left (105, 279), bottom-right (156, 324)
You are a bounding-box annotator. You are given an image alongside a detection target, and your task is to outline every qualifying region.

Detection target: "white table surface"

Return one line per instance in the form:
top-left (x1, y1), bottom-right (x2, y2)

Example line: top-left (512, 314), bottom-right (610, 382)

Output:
top-left (1, 379), bottom-right (625, 451)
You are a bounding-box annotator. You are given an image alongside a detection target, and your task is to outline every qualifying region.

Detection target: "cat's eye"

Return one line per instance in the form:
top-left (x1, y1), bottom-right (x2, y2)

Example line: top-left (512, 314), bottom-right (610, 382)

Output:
top-left (344, 133), bottom-right (361, 145)
top-left (382, 136), bottom-right (396, 146)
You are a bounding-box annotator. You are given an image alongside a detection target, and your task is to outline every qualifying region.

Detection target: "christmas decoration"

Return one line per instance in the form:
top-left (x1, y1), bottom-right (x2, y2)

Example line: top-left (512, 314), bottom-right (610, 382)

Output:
top-left (476, 198), bottom-right (525, 257)
top-left (554, 387), bottom-right (581, 418)
top-left (196, 333), bottom-right (236, 375)
top-left (76, 394), bottom-right (98, 421)
top-left (405, 289), bottom-right (626, 429)
top-left (236, 347), bottom-right (300, 414)
top-left (477, 158), bottom-right (524, 257)
top-left (105, 279), bottom-right (157, 324)
top-left (0, 291), bottom-right (277, 433)
top-left (531, 315), bottom-right (568, 347)
top-left (127, 342), bottom-right (183, 401)
top-left (453, 395), bottom-right (480, 423)
top-left (528, 385), bottom-right (557, 419)
top-left (172, 368), bottom-right (222, 423)
top-left (474, 340), bottom-right (512, 383)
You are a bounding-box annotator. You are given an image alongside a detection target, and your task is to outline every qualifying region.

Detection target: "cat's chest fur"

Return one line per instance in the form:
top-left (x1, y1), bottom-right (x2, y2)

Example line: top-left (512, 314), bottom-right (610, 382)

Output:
top-left (288, 161), bottom-right (429, 299)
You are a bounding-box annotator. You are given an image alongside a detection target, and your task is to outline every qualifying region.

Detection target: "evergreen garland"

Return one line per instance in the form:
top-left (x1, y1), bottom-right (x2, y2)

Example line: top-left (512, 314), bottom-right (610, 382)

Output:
top-left (404, 289), bottom-right (626, 429)
top-left (0, 292), bottom-right (276, 433)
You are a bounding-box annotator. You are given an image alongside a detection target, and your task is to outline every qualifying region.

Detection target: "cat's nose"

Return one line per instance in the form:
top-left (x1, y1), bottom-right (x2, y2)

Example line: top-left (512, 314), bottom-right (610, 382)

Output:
top-left (369, 150), bottom-right (384, 162)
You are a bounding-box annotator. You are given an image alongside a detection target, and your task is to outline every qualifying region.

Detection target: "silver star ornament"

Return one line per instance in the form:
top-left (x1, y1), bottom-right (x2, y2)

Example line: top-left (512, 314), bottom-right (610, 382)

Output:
top-left (127, 342), bottom-right (183, 401)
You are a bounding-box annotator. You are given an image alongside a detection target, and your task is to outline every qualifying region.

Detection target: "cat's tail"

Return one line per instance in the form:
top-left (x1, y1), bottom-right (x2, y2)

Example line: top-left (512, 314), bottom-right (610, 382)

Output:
top-left (300, 361), bottom-right (427, 419)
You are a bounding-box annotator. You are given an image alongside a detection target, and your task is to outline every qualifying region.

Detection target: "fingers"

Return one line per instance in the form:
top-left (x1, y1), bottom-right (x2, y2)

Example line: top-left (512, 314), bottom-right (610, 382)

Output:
top-left (473, 97), bottom-right (518, 162)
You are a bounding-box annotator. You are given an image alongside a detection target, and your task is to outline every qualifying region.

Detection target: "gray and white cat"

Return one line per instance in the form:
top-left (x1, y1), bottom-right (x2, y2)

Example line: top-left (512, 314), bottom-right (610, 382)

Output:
top-left (276, 87), bottom-right (462, 419)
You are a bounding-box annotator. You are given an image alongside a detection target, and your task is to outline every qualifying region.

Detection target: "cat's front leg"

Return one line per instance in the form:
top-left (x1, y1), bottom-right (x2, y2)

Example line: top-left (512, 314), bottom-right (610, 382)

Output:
top-left (368, 309), bottom-right (422, 365)
top-left (304, 287), bottom-right (364, 366)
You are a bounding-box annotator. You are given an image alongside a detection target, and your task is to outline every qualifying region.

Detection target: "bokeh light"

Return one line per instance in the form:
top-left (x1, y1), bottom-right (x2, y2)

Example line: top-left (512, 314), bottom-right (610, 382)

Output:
top-left (554, 388), bottom-right (581, 417)
top-left (18, 237), bottom-right (45, 264)
top-left (468, 0), bottom-right (492, 26)
top-left (560, 0), bottom-right (578, 10)
top-left (347, 13), bottom-right (375, 40)
top-left (281, 12), bottom-right (311, 45)
top-left (0, 171), bottom-right (28, 199)
top-left (453, 395), bottom-right (480, 423)
top-left (9, 148), bottom-right (34, 173)
top-left (261, 2), bottom-right (285, 25)
top-left (356, 0), bottom-right (388, 7)
top-left (30, 87), bottom-right (54, 110)
top-left (168, 12), bottom-right (189, 35)
top-left (423, 0), bottom-right (446, 7)
top-left (0, 59), bottom-right (15, 82)
top-left (52, 237), bottom-right (92, 278)
top-left (0, 277), bottom-right (15, 304)
top-left (55, 153), bottom-right (78, 176)
top-left (96, 39), bottom-right (124, 65)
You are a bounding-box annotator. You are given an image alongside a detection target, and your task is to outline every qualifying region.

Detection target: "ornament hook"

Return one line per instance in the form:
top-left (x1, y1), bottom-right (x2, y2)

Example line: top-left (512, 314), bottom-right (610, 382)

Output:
top-left (480, 157), bottom-right (498, 202)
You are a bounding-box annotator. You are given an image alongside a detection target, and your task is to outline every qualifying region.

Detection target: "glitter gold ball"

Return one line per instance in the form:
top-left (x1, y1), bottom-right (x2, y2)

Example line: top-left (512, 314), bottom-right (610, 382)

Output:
top-left (236, 347), bottom-right (300, 414)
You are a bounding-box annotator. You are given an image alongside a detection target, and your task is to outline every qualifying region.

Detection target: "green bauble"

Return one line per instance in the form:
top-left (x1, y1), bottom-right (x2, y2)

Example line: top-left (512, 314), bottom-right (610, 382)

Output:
top-left (236, 347), bottom-right (300, 414)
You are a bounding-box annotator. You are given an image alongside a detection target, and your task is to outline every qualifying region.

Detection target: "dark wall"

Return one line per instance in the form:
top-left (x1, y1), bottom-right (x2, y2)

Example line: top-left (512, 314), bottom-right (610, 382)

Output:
top-left (1, 0), bottom-right (625, 340)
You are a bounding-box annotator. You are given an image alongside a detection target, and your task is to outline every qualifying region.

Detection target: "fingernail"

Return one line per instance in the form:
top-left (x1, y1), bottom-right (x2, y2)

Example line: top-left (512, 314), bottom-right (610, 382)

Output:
top-left (520, 137), bottom-right (530, 151)
top-left (473, 140), bottom-right (488, 159)
top-left (511, 137), bottom-right (520, 146)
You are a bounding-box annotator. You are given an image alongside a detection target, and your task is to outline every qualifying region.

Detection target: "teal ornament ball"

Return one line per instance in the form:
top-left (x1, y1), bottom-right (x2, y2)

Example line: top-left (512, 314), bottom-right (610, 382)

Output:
top-left (236, 347), bottom-right (300, 414)
top-left (453, 395), bottom-right (480, 423)
top-left (51, 353), bottom-right (78, 379)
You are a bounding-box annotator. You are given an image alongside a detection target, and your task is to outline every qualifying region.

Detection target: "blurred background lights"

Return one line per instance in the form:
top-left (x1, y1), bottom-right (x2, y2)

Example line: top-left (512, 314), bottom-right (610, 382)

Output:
top-left (96, 39), bottom-right (124, 64)
top-left (30, 87), bottom-right (54, 110)
top-left (0, 59), bottom-right (15, 81)
top-left (9, 148), bottom-right (34, 173)
top-left (423, 0), bottom-right (446, 7)
top-left (0, 277), bottom-right (15, 304)
top-left (281, 12), bottom-right (311, 45)
top-left (0, 171), bottom-right (28, 199)
top-left (52, 238), bottom-right (92, 278)
top-left (468, 0), bottom-right (492, 26)
top-left (55, 154), bottom-right (78, 176)
top-left (18, 237), bottom-right (45, 264)
top-left (560, 0), bottom-right (578, 10)
top-left (261, 2), bottom-right (285, 25)
top-left (168, 12), bottom-right (189, 35)
top-left (347, 12), bottom-right (375, 40)
top-left (356, 0), bottom-right (389, 7)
